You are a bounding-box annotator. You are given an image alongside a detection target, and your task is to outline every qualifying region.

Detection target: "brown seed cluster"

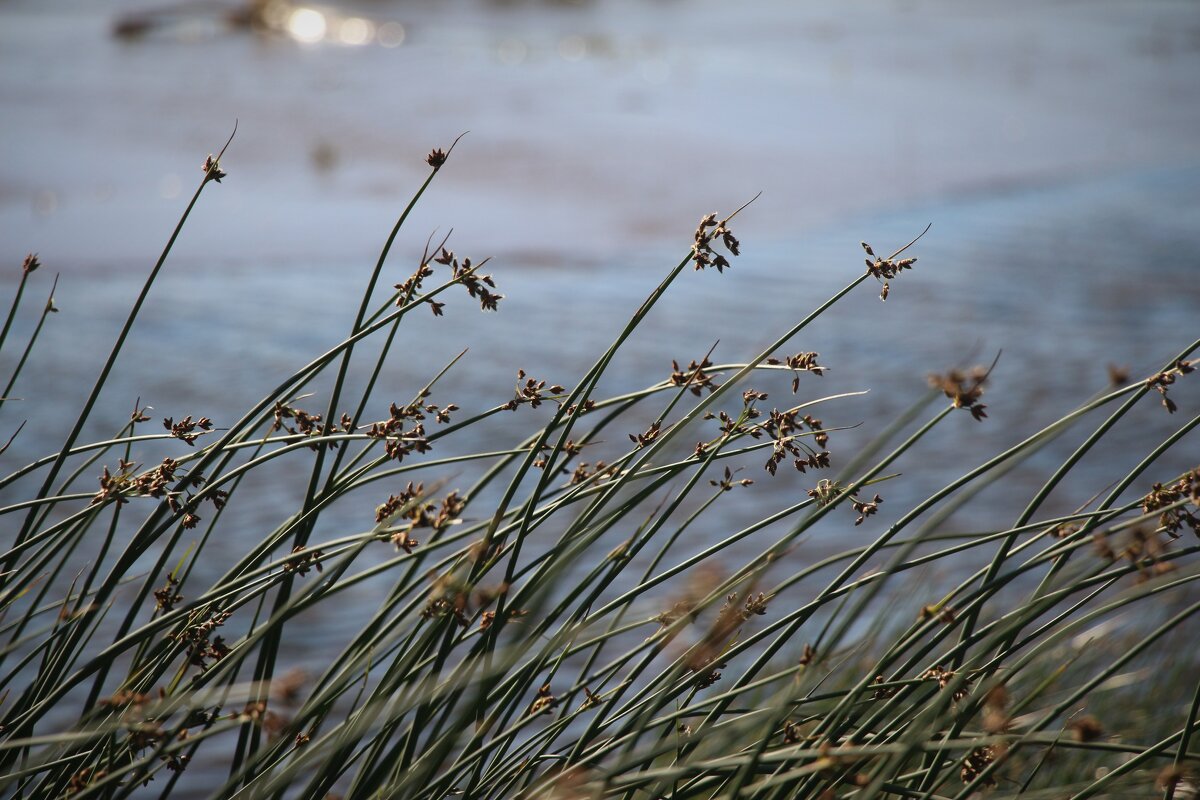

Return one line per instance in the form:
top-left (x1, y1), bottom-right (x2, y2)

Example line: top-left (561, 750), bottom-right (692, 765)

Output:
top-left (928, 367), bottom-right (989, 421)
top-left (568, 459), bottom-right (617, 486)
top-left (980, 684), bottom-right (1011, 734)
top-left (118, 714), bottom-right (194, 772)
top-left (202, 153), bottom-right (226, 183)
top-left (1142, 467), bottom-right (1200, 539)
top-left (807, 478), bottom-right (841, 507)
top-left (478, 607), bottom-right (528, 632)
top-left (1093, 524), bottom-right (1179, 582)
top-left (1050, 521), bottom-right (1082, 539)
top-left (1148, 359), bottom-right (1194, 414)
top-left (850, 493), bottom-right (883, 526)
top-left (670, 357), bottom-right (720, 395)
top-left (23, 252), bottom-right (40, 274)
top-left (707, 406), bottom-right (760, 438)
top-left (504, 370), bottom-right (564, 411)
top-left (710, 466), bottom-right (753, 492)
top-left (1127, 527), bottom-right (1177, 582)
top-left (364, 394), bottom-right (455, 462)
top-left (920, 665), bottom-right (971, 703)
top-left (691, 211), bottom-right (741, 272)
top-left (692, 668), bottom-right (725, 690)
top-left (154, 574), bottom-right (183, 613)
top-left (654, 599), bottom-right (699, 628)
top-left (685, 590), bottom-right (771, 689)
top-left (959, 745), bottom-right (997, 787)
top-left (422, 570), bottom-right (521, 630)
top-left (1068, 714), bottom-right (1105, 742)
top-left (529, 683), bottom-right (558, 715)
top-left (872, 675), bottom-right (898, 700)
top-left (92, 458), bottom-right (172, 506)
top-left (1157, 765), bottom-right (1192, 794)
top-left (533, 439), bottom-right (584, 471)
top-left (283, 545), bottom-right (324, 577)
top-left (580, 686), bottom-right (603, 711)
top-left (272, 402), bottom-right (353, 450)
top-left (426, 148), bottom-right (447, 168)
top-left (861, 241), bottom-right (916, 301)
top-left (920, 603), bottom-right (957, 625)
top-left (394, 261), bottom-right (435, 306)
top-left (806, 480), bottom-right (881, 526)
top-left (432, 247), bottom-right (503, 311)
top-left (92, 458), bottom-right (224, 531)
top-left (164, 415), bottom-right (213, 445)
top-left (628, 420), bottom-right (662, 449)
top-left (67, 767), bottom-right (108, 795)
top-left (176, 609), bottom-right (231, 671)
top-left (765, 351), bottom-right (825, 393)
top-left (375, 483), bottom-right (465, 552)
top-left (98, 688), bottom-right (161, 711)
top-left (92, 692), bottom-right (217, 778)
top-left (764, 409), bottom-right (831, 477)
top-left (566, 399), bottom-right (596, 417)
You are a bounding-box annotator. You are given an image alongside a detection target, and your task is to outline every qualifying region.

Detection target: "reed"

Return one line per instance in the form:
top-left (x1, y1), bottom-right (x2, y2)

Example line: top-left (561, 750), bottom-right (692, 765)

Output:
top-left (1, 134), bottom-right (1197, 799)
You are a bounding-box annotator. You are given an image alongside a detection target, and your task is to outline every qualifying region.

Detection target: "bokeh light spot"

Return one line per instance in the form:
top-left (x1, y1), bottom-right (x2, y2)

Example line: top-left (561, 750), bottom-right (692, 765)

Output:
top-left (377, 21), bottom-right (405, 48)
top-left (287, 8), bottom-right (326, 44)
top-left (338, 17), bottom-right (372, 46)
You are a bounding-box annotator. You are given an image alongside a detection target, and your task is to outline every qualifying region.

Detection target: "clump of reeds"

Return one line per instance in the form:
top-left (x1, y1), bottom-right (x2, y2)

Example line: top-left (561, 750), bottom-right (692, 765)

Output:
top-left (1, 131), bottom-right (1198, 800)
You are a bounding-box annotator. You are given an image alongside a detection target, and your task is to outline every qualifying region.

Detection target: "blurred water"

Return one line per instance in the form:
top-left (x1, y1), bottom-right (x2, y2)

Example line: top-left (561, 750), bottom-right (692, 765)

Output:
top-left (2, 1), bottom-right (1199, 793)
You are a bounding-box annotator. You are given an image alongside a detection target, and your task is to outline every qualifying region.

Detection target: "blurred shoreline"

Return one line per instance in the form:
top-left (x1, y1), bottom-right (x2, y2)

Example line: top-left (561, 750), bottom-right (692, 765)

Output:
top-left (4, 0), bottom-right (1200, 268)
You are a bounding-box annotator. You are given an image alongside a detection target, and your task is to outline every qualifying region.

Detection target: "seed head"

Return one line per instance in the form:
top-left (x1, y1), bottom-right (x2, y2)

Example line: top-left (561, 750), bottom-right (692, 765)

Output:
top-left (202, 154), bottom-right (226, 183)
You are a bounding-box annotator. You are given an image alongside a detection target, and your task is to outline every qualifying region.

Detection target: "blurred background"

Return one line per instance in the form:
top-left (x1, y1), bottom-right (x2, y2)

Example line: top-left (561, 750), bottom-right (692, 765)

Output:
top-left (2, 0), bottom-right (1199, 572)
top-left (2, 6), bottom-right (1200, 788)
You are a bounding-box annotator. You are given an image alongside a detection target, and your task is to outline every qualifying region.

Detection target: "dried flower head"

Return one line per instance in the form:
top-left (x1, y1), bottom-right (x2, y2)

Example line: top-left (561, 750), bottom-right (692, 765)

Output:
top-left (691, 210), bottom-right (743, 272)
top-left (851, 493), bottom-right (883, 526)
top-left (504, 370), bottom-right (562, 411)
top-left (1148, 359), bottom-right (1195, 414)
top-left (163, 415), bottom-right (214, 446)
top-left (628, 420), bottom-right (662, 449)
top-left (928, 366), bottom-right (989, 421)
top-left (202, 154), bottom-right (226, 183)
top-left (426, 148), bottom-right (447, 168)
top-left (872, 675), bottom-right (898, 700)
top-left (1107, 363), bottom-right (1130, 387)
top-left (529, 683), bottom-right (558, 715)
top-left (282, 545), bottom-right (324, 577)
top-left (765, 351), bottom-right (824, 393)
top-left (670, 357), bottom-right (720, 395)
top-left (1068, 715), bottom-right (1104, 742)
top-left (154, 574), bottom-right (183, 613)
top-left (22, 253), bottom-right (40, 274)
top-left (982, 683), bottom-right (1011, 733)
top-left (861, 231), bottom-right (924, 300)
top-left (921, 665), bottom-right (971, 703)
top-left (1141, 468), bottom-right (1200, 539)
top-left (1156, 765), bottom-right (1192, 794)
top-left (807, 478), bottom-right (840, 506)
top-left (710, 466), bottom-right (753, 492)
top-left (580, 687), bottom-right (603, 711)
top-left (919, 603), bottom-right (956, 625)
top-left (960, 745), bottom-right (997, 787)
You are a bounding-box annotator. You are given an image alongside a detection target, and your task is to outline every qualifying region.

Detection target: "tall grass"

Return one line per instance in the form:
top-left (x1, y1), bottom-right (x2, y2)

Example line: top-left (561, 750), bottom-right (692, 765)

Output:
top-left (1, 135), bottom-right (1198, 799)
